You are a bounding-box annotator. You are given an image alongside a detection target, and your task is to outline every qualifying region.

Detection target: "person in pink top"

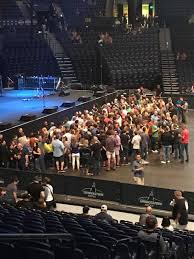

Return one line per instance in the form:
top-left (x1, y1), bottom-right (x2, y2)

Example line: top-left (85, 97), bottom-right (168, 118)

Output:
top-left (180, 124), bottom-right (189, 163)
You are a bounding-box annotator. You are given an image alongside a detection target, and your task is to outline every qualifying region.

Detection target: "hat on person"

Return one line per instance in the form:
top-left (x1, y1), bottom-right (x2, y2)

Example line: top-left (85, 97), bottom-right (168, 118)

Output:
top-left (101, 204), bottom-right (108, 211)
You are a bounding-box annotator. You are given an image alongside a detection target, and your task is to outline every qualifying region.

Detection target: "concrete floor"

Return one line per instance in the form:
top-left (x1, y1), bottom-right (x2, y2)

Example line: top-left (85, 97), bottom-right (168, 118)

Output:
top-left (65, 110), bottom-right (194, 192)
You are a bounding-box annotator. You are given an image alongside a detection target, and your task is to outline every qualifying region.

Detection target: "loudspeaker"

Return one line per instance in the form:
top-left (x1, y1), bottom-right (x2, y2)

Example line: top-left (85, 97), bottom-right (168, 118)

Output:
top-left (77, 96), bottom-right (91, 102)
top-left (42, 106), bottom-right (58, 114)
top-left (0, 122), bottom-right (12, 131)
top-left (94, 90), bottom-right (107, 97)
top-left (58, 90), bottom-right (70, 97)
top-left (61, 101), bottom-right (75, 107)
top-left (69, 83), bottom-right (83, 90)
top-left (20, 114), bottom-right (36, 122)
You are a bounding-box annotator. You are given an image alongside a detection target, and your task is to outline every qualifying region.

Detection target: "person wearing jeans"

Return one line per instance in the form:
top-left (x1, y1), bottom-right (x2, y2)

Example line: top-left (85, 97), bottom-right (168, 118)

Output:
top-left (180, 124), bottom-right (189, 163)
top-left (160, 126), bottom-right (173, 164)
top-left (91, 136), bottom-right (102, 176)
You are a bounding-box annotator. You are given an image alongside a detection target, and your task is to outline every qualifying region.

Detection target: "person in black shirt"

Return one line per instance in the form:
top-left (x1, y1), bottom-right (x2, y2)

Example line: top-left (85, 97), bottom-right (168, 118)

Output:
top-left (90, 136), bottom-right (102, 175)
top-left (13, 143), bottom-right (29, 170)
top-left (0, 140), bottom-right (9, 168)
top-left (27, 176), bottom-right (45, 203)
top-left (94, 204), bottom-right (113, 223)
top-left (170, 190), bottom-right (188, 230)
top-left (160, 126), bottom-right (173, 164)
top-left (79, 206), bottom-right (91, 219)
top-left (155, 84), bottom-right (163, 97)
top-left (120, 130), bottom-right (130, 165)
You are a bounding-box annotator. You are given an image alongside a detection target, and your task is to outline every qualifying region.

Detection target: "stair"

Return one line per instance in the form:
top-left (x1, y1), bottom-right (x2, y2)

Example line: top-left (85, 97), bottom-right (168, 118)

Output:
top-left (161, 51), bottom-right (180, 94)
top-left (16, 0), bottom-right (31, 19)
top-left (45, 33), bottom-right (78, 83)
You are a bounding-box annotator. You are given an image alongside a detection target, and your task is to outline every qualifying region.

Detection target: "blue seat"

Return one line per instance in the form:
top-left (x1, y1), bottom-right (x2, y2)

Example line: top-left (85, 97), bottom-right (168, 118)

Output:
top-left (16, 246), bottom-right (55, 259)
top-left (78, 243), bottom-right (110, 259)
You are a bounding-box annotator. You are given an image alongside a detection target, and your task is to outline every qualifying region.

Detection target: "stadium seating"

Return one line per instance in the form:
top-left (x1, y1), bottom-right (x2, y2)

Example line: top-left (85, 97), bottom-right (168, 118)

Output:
top-left (4, 29), bottom-right (60, 76)
top-left (0, 204), bottom-right (193, 259)
top-left (170, 23), bottom-right (194, 91)
top-left (0, 0), bottom-right (23, 20)
top-left (100, 27), bottom-right (161, 89)
top-left (156, 0), bottom-right (194, 25)
top-left (59, 0), bottom-right (106, 22)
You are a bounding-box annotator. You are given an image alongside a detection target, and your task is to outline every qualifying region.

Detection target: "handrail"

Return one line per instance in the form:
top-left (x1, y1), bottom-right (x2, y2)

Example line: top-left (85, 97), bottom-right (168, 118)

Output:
top-left (0, 233), bottom-right (72, 241)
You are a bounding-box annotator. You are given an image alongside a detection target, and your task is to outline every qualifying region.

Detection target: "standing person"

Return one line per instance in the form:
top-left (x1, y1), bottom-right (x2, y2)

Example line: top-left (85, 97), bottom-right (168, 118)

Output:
top-left (114, 131), bottom-right (121, 167)
top-left (32, 142), bottom-right (41, 171)
top-left (155, 84), bottom-right (163, 97)
top-left (6, 176), bottom-right (19, 203)
top-left (71, 138), bottom-right (80, 172)
top-left (160, 126), bottom-right (173, 164)
top-left (52, 135), bottom-right (65, 172)
top-left (176, 97), bottom-right (184, 122)
top-left (37, 136), bottom-right (46, 173)
top-left (131, 131), bottom-right (141, 161)
top-left (172, 124), bottom-right (181, 160)
top-left (44, 138), bottom-right (53, 169)
top-left (0, 140), bottom-right (9, 168)
top-left (170, 190), bottom-right (188, 230)
top-left (182, 100), bottom-right (188, 124)
top-left (120, 130), bottom-right (130, 165)
top-left (151, 121), bottom-right (159, 153)
top-left (105, 130), bottom-right (116, 171)
top-left (180, 124), bottom-right (189, 163)
top-left (140, 127), bottom-right (149, 162)
top-left (132, 154), bottom-right (144, 185)
top-left (90, 136), bottom-right (102, 176)
top-left (42, 177), bottom-right (56, 210)
top-left (13, 143), bottom-right (29, 170)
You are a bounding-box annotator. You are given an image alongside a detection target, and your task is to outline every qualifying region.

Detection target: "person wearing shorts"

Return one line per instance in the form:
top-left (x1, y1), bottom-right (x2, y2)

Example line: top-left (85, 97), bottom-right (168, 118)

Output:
top-left (132, 154), bottom-right (144, 185)
top-left (105, 131), bottom-right (116, 171)
top-left (52, 135), bottom-right (64, 172)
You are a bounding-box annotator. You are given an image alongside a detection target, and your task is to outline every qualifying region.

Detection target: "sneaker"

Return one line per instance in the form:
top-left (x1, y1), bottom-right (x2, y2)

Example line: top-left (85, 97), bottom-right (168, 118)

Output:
top-left (161, 161), bottom-right (166, 164)
top-left (167, 160), bottom-right (170, 163)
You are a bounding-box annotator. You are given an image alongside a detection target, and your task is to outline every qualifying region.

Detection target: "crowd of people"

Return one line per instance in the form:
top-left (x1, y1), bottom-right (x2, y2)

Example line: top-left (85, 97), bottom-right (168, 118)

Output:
top-left (0, 87), bottom-right (190, 184)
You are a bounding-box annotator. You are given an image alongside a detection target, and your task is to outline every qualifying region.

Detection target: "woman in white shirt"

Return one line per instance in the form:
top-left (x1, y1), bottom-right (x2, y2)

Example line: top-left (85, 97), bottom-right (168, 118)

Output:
top-left (43, 177), bottom-right (56, 210)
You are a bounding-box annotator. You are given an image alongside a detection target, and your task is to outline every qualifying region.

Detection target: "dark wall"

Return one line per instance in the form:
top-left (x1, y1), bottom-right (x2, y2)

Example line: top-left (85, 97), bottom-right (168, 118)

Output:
top-left (1, 168), bottom-right (194, 214)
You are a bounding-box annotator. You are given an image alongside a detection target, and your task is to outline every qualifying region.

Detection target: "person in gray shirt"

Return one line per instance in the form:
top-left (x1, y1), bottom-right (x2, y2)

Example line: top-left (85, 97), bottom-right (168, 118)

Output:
top-left (52, 135), bottom-right (64, 172)
top-left (138, 215), bottom-right (168, 254)
top-left (139, 206), bottom-right (156, 226)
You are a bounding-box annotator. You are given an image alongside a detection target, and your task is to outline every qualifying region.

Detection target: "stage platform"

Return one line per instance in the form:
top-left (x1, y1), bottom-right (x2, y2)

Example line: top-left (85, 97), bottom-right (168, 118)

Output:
top-left (0, 89), bottom-right (93, 124)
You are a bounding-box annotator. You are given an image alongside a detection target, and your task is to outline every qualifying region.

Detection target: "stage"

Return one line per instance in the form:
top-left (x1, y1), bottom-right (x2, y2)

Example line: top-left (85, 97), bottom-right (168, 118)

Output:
top-left (0, 89), bottom-right (93, 125)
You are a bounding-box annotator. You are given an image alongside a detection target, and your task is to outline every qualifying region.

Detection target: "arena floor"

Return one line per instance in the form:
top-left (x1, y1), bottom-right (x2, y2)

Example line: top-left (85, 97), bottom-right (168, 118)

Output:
top-left (64, 110), bottom-right (194, 192)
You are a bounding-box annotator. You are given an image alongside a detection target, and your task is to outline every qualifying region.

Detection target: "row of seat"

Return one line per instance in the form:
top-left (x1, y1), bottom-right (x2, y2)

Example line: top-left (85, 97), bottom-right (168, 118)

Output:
top-left (0, 204), bottom-right (193, 259)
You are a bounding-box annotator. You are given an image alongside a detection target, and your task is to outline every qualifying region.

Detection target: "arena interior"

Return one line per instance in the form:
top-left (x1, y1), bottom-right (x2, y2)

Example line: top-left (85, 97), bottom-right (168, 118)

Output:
top-left (1, 0), bottom-right (194, 258)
